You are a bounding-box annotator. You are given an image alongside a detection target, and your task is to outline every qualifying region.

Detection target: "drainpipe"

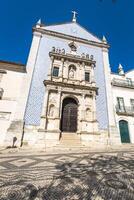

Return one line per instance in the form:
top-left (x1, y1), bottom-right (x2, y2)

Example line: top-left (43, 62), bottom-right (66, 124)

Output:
top-left (20, 121), bottom-right (25, 147)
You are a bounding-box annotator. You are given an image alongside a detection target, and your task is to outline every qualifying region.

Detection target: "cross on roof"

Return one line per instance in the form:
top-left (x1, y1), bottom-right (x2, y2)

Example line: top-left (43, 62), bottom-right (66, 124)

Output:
top-left (72, 11), bottom-right (78, 22)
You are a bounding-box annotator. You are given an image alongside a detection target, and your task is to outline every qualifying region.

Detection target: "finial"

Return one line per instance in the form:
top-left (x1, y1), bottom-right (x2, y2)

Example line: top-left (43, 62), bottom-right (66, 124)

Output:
top-left (102, 35), bottom-right (107, 44)
top-left (36, 19), bottom-right (41, 28)
top-left (118, 63), bottom-right (125, 76)
top-left (72, 11), bottom-right (77, 22)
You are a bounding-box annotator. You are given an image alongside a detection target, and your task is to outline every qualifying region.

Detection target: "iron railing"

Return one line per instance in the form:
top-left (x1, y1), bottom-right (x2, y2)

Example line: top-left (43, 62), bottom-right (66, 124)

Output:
top-left (116, 105), bottom-right (134, 116)
top-left (112, 78), bottom-right (134, 89)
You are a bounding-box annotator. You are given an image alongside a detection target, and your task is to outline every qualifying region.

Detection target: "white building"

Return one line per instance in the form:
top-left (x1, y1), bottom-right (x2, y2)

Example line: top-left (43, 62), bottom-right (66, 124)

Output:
top-left (0, 60), bottom-right (26, 147)
top-left (111, 64), bottom-right (134, 144)
top-left (0, 15), bottom-right (133, 148)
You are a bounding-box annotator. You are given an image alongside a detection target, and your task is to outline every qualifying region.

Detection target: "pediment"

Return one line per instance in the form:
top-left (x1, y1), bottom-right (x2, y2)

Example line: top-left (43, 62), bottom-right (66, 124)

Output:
top-left (43, 22), bottom-right (102, 43)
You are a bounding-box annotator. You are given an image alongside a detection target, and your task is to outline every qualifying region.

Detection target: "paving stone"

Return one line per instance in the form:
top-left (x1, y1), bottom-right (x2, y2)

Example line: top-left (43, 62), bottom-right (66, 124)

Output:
top-left (0, 151), bottom-right (134, 199)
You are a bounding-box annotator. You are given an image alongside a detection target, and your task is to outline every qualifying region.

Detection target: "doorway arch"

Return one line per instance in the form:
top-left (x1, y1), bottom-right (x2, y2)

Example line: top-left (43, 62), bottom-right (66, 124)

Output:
top-left (61, 97), bottom-right (78, 132)
top-left (119, 120), bottom-right (130, 143)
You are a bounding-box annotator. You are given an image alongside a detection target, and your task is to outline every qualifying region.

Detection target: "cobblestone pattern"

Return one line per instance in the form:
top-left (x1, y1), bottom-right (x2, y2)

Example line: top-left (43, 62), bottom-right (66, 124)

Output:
top-left (0, 152), bottom-right (134, 199)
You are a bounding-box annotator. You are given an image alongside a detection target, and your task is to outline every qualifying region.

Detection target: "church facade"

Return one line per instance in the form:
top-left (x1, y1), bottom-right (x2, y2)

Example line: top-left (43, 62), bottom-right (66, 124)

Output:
top-left (0, 16), bottom-right (134, 148)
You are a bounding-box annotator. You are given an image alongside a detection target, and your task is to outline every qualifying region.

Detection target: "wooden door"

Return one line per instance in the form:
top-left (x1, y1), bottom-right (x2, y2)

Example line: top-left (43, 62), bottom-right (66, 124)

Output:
top-left (119, 120), bottom-right (130, 143)
top-left (61, 98), bottom-right (77, 132)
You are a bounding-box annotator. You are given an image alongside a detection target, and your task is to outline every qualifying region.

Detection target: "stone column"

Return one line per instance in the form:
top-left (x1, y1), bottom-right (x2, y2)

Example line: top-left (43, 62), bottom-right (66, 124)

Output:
top-left (63, 61), bottom-right (68, 80)
top-left (57, 90), bottom-right (62, 132)
top-left (79, 94), bottom-right (85, 133)
top-left (92, 94), bottom-right (98, 133)
top-left (90, 64), bottom-right (95, 84)
top-left (77, 62), bottom-right (80, 83)
top-left (58, 90), bottom-right (62, 118)
top-left (82, 62), bottom-right (85, 83)
top-left (92, 94), bottom-right (96, 121)
top-left (48, 56), bottom-right (54, 80)
top-left (40, 88), bottom-right (49, 130)
top-left (59, 58), bottom-right (64, 81)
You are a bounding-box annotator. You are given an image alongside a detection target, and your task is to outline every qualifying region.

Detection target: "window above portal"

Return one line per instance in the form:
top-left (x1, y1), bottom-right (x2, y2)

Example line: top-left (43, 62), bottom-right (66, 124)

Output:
top-left (85, 72), bottom-right (90, 82)
top-left (53, 67), bottom-right (59, 77)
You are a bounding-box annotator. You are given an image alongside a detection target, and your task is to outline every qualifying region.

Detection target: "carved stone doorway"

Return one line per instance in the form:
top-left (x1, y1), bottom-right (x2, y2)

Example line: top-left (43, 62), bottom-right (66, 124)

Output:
top-left (61, 98), bottom-right (78, 132)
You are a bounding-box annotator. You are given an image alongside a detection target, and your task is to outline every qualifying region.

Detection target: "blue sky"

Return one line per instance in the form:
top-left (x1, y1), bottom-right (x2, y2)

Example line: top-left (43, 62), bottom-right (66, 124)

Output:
top-left (0, 0), bottom-right (134, 72)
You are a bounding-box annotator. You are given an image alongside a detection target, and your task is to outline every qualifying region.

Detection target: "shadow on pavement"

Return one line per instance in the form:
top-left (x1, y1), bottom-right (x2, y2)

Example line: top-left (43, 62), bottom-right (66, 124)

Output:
top-left (0, 154), bottom-right (134, 199)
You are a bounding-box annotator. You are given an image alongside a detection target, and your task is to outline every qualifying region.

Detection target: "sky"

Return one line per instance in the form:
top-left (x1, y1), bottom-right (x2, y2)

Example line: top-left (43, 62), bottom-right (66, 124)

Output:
top-left (0, 0), bottom-right (134, 72)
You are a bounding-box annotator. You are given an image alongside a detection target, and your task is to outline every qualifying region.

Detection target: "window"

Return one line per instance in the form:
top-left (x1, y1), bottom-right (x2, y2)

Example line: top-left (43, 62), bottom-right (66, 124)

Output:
top-left (53, 67), bottom-right (59, 77)
top-left (117, 97), bottom-right (125, 111)
top-left (85, 72), bottom-right (90, 82)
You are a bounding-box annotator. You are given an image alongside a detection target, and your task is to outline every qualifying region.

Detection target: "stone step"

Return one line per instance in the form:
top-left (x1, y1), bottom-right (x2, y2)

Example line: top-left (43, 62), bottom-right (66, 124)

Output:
top-left (54, 144), bottom-right (86, 149)
top-left (59, 142), bottom-right (82, 146)
top-left (60, 139), bottom-right (81, 143)
top-left (61, 133), bottom-right (80, 140)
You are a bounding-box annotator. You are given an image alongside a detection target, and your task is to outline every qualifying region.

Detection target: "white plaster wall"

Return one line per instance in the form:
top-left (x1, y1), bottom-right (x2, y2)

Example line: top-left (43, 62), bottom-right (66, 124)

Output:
top-left (0, 70), bottom-right (25, 145)
top-left (113, 87), bottom-right (134, 107)
top-left (1, 71), bottom-right (24, 99)
top-left (111, 73), bottom-right (134, 143)
top-left (126, 70), bottom-right (134, 79)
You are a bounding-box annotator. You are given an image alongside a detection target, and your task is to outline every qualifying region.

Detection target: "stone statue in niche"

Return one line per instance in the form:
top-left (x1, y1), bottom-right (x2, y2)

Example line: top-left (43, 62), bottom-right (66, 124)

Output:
top-left (49, 105), bottom-right (55, 117)
top-left (86, 108), bottom-right (91, 120)
top-left (69, 67), bottom-right (75, 79)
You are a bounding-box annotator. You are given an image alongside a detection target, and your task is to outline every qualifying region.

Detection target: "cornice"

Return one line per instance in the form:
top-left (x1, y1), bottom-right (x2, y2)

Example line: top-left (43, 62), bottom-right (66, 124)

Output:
top-left (0, 60), bottom-right (26, 73)
top-left (44, 80), bottom-right (98, 92)
top-left (49, 52), bottom-right (96, 65)
top-left (33, 27), bottom-right (110, 49)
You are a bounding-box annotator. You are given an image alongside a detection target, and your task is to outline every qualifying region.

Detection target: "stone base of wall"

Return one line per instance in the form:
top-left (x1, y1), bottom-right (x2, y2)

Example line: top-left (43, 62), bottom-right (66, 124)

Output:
top-left (4, 120), bottom-right (24, 147)
top-left (80, 130), bottom-right (109, 146)
top-left (1, 125), bottom-right (123, 148)
top-left (22, 126), bottom-right (61, 148)
top-left (108, 126), bottom-right (121, 145)
top-left (21, 126), bottom-right (119, 148)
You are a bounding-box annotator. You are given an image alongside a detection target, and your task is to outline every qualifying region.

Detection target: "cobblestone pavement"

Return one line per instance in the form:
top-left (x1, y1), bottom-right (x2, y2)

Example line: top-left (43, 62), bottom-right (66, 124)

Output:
top-left (0, 151), bottom-right (134, 200)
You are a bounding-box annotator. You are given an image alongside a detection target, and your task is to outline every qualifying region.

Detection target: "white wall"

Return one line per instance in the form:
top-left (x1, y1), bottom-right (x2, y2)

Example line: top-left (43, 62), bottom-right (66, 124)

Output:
top-left (0, 70), bottom-right (25, 146)
top-left (111, 72), bottom-right (134, 143)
